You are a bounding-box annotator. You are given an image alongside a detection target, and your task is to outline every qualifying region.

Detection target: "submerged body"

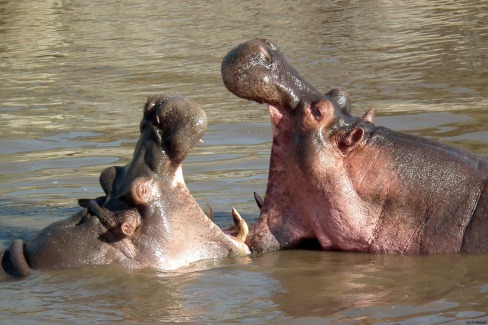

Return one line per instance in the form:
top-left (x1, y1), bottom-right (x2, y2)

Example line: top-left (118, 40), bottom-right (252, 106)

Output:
top-left (221, 39), bottom-right (488, 254)
top-left (1, 95), bottom-right (249, 278)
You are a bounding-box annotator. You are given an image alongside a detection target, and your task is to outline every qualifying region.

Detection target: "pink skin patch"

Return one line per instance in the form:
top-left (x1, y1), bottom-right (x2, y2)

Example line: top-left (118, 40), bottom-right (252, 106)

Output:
top-left (248, 104), bottom-right (318, 251)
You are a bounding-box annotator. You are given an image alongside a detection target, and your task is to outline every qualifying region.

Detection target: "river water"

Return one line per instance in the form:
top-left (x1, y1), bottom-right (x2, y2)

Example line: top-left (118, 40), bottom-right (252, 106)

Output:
top-left (0, 0), bottom-right (487, 324)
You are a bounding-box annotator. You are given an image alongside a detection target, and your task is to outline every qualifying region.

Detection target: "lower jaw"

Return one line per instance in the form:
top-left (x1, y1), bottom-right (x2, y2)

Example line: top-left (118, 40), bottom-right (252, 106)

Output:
top-left (246, 221), bottom-right (281, 253)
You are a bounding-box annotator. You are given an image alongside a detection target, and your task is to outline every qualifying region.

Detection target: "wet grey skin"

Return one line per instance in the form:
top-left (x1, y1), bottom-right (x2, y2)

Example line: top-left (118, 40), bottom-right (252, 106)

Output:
top-left (1, 95), bottom-right (249, 278)
top-left (222, 38), bottom-right (488, 254)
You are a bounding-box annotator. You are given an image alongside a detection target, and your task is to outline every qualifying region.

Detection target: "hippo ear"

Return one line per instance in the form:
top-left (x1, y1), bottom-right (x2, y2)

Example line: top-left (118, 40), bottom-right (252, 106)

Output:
top-left (120, 221), bottom-right (136, 237)
top-left (338, 127), bottom-right (364, 154)
top-left (362, 107), bottom-right (375, 123)
top-left (115, 210), bottom-right (141, 238)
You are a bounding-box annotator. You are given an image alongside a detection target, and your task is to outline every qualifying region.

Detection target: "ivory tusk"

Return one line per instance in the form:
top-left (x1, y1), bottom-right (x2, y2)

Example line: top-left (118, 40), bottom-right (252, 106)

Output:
top-left (254, 192), bottom-right (264, 210)
top-left (204, 203), bottom-right (214, 221)
top-left (231, 208), bottom-right (249, 243)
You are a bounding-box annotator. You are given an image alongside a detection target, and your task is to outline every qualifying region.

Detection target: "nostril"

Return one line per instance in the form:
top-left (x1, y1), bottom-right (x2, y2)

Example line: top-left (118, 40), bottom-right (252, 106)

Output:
top-left (259, 46), bottom-right (271, 62)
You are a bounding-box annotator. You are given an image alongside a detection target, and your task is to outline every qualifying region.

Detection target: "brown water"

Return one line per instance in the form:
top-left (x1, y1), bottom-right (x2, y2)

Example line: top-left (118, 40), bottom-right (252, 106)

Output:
top-left (0, 0), bottom-right (487, 323)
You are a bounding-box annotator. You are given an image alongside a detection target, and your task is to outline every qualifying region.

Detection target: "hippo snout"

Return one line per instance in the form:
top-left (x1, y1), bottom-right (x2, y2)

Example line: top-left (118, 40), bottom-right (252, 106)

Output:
top-left (221, 39), bottom-right (324, 111)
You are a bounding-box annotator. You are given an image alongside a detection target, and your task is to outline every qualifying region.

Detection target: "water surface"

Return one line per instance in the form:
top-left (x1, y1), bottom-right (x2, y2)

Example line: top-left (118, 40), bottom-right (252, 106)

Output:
top-left (0, 0), bottom-right (487, 323)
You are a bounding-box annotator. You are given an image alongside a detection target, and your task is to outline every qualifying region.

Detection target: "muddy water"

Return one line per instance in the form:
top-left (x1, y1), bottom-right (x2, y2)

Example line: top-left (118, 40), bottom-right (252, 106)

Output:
top-left (0, 0), bottom-right (487, 323)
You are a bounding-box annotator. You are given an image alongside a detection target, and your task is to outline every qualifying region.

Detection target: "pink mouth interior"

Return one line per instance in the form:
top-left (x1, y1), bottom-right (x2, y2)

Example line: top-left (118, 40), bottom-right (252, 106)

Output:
top-left (259, 103), bottom-right (319, 248)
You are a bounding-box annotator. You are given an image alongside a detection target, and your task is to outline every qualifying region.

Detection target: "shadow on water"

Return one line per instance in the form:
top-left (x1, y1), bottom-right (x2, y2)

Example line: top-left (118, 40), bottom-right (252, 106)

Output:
top-left (1, 250), bottom-right (487, 323)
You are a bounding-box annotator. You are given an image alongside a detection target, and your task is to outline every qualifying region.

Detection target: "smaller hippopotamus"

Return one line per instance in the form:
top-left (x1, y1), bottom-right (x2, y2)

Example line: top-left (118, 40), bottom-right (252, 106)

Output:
top-left (221, 39), bottom-right (488, 254)
top-left (1, 95), bottom-right (250, 278)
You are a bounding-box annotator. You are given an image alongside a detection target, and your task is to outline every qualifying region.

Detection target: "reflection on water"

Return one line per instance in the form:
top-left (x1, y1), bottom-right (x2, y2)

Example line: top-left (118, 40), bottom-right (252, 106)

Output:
top-left (0, 0), bottom-right (487, 323)
top-left (1, 251), bottom-right (487, 324)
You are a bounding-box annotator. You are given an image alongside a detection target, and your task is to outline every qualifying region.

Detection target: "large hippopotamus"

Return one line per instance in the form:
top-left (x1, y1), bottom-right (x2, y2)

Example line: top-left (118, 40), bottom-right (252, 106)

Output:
top-left (1, 95), bottom-right (249, 278)
top-left (221, 39), bottom-right (488, 254)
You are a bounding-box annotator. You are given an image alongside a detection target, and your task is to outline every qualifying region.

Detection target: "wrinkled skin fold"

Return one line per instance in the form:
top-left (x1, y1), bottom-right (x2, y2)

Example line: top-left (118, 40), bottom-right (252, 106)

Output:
top-left (221, 38), bottom-right (488, 254)
top-left (1, 95), bottom-right (249, 279)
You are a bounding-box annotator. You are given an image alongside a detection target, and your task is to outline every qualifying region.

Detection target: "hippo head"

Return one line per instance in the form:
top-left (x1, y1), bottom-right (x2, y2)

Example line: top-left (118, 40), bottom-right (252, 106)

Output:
top-left (222, 40), bottom-right (377, 253)
top-left (222, 39), bottom-right (488, 255)
top-left (89, 95), bottom-right (209, 221)
top-left (2, 95), bottom-right (249, 277)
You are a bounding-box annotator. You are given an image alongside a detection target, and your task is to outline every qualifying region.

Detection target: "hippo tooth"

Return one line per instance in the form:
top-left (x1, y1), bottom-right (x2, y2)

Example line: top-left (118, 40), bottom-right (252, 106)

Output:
top-left (253, 192), bottom-right (264, 210)
top-left (231, 208), bottom-right (249, 243)
top-left (171, 166), bottom-right (185, 188)
top-left (204, 203), bottom-right (214, 221)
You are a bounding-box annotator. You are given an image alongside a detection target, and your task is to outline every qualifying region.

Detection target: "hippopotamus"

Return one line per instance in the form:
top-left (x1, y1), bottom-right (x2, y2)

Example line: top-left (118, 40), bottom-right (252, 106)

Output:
top-left (221, 39), bottom-right (488, 254)
top-left (1, 95), bottom-right (249, 278)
